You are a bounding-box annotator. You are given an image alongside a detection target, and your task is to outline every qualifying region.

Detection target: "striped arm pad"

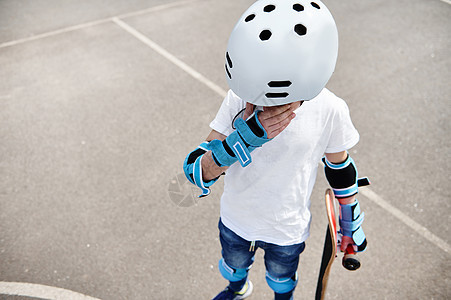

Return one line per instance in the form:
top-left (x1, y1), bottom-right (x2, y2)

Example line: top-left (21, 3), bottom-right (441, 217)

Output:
top-left (322, 154), bottom-right (359, 199)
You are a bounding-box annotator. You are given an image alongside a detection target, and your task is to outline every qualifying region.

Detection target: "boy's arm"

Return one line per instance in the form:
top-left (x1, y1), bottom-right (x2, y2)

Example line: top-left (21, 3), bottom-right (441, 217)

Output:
top-left (324, 151), bottom-right (367, 253)
top-left (184, 102), bottom-right (299, 197)
top-left (201, 103), bottom-right (298, 181)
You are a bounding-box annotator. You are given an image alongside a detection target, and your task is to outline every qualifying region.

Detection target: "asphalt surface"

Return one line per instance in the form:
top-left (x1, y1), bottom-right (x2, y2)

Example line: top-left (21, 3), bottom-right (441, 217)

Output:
top-left (0, 0), bottom-right (450, 299)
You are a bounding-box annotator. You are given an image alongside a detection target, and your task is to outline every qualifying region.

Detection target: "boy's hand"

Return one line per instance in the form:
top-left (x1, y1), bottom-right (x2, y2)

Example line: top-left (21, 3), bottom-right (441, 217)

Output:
top-left (258, 102), bottom-right (300, 139)
top-left (242, 102), bottom-right (300, 139)
top-left (340, 235), bottom-right (354, 252)
top-left (243, 102), bottom-right (255, 120)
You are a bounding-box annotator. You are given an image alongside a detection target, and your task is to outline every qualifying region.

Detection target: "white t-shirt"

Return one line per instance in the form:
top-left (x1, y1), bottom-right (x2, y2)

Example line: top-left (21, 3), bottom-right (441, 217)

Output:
top-left (209, 89), bottom-right (359, 246)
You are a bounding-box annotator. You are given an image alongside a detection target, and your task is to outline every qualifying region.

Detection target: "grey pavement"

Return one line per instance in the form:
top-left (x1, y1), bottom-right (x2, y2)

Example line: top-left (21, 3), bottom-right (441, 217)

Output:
top-left (0, 0), bottom-right (450, 299)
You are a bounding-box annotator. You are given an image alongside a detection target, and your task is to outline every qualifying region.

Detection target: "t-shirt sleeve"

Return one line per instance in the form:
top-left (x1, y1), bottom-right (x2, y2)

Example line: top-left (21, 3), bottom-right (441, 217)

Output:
top-left (209, 90), bottom-right (245, 137)
top-left (325, 98), bottom-right (360, 153)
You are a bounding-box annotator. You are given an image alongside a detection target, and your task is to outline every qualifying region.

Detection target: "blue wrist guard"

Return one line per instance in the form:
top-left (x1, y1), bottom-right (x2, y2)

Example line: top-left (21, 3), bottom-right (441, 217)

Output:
top-left (340, 200), bottom-right (367, 252)
top-left (210, 112), bottom-right (271, 168)
top-left (183, 141), bottom-right (219, 198)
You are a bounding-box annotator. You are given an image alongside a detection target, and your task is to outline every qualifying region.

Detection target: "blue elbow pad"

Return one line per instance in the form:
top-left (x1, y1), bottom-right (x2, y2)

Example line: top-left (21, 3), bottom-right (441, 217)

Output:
top-left (323, 154), bottom-right (358, 199)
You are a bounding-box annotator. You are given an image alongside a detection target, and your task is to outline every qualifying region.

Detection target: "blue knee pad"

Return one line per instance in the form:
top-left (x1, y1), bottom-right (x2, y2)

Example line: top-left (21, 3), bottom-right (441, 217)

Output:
top-left (266, 272), bottom-right (298, 294)
top-left (218, 258), bottom-right (249, 282)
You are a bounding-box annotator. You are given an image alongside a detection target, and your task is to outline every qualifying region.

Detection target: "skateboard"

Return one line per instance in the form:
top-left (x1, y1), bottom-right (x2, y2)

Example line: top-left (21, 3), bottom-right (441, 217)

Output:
top-left (315, 177), bottom-right (370, 300)
top-left (315, 189), bottom-right (360, 300)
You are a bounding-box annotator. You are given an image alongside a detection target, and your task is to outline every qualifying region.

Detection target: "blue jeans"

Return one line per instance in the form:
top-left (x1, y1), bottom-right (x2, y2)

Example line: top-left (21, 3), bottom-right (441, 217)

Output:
top-left (218, 220), bottom-right (305, 298)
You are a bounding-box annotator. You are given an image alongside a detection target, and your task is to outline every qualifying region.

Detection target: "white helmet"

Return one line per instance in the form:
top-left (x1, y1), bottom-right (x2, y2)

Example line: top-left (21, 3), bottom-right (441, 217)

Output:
top-left (225, 0), bottom-right (338, 106)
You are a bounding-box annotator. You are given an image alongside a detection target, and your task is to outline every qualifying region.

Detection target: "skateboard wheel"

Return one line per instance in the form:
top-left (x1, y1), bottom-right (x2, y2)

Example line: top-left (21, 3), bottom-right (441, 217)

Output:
top-left (342, 254), bottom-right (360, 271)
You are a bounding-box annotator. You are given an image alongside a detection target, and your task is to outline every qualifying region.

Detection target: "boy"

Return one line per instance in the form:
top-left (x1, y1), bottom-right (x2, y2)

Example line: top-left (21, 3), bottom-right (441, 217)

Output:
top-left (183, 1), bottom-right (367, 299)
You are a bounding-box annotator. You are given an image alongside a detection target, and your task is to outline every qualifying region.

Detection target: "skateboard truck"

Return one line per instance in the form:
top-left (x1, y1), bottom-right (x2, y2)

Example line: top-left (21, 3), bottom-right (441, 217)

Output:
top-left (342, 243), bottom-right (360, 271)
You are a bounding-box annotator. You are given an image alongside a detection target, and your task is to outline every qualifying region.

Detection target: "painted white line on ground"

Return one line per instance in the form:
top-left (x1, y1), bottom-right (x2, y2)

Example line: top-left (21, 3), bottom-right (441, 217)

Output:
top-left (112, 18), bottom-right (228, 98)
top-left (0, 281), bottom-right (102, 300)
top-left (360, 188), bottom-right (450, 254)
top-left (0, 19), bottom-right (109, 48)
top-left (0, 0), bottom-right (200, 49)
top-left (0, 0), bottom-right (447, 48)
top-left (116, 0), bottom-right (201, 19)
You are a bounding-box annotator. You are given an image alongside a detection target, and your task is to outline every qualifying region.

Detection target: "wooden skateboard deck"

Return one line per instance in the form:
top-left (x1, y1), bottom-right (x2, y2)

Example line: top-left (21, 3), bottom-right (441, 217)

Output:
top-left (315, 189), bottom-right (338, 300)
top-left (316, 177), bottom-right (370, 299)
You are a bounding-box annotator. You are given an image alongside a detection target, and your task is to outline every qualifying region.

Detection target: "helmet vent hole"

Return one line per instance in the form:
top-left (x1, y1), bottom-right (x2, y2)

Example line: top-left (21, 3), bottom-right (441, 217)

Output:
top-left (266, 92), bottom-right (289, 98)
top-left (294, 24), bottom-right (307, 36)
top-left (259, 30), bottom-right (272, 41)
top-left (268, 81), bottom-right (292, 88)
top-left (264, 5), bottom-right (276, 12)
top-left (226, 52), bottom-right (233, 68)
top-left (293, 4), bottom-right (304, 12)
top-left (245, 14), bottom-right (255, 22)
top-left (311, 2), bottom-right (320, 9)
